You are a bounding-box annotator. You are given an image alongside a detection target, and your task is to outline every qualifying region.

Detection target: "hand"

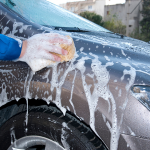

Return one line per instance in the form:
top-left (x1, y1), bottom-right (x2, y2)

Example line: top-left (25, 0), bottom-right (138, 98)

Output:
top-left (19, 33), bottom-right (72, 62)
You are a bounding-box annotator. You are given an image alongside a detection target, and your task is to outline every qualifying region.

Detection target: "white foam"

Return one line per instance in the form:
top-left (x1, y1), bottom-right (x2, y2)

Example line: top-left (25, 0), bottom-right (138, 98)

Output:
top-left (61, 122), bottom-right (70, 149)
top-left (118, 89), bottom-right (122, 97)
top-left (127, 126), bottom-right (136, 136)
top-left (104, 55), bottom-right (110, 61)
top-left (121, 49), bottom-right (127, 57)
top-left (25, 71), bottom-right (34, 126)
top-left (80, 47), bottom-right (84, 52)
top-left (69, 70), bottom-right (77, 115)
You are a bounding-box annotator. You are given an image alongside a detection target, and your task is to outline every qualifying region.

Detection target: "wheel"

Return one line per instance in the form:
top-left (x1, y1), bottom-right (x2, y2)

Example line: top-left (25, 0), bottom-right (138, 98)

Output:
top-left (0, 100), bottom-right (107, 150)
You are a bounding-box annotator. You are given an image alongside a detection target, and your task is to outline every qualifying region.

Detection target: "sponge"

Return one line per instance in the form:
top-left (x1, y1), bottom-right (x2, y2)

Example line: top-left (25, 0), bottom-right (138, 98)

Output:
top-left (28, 35), bottom-right (76, 72)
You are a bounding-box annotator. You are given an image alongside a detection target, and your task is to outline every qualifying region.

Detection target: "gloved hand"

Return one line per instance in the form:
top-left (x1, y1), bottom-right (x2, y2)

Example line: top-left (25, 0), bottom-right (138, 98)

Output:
top-left (19, 33), bottom-right (72, 62)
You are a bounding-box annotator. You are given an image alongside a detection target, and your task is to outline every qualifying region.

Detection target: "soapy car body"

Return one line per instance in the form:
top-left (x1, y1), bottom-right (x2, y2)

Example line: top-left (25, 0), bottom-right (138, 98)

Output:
top-left (0, 1), bottom-right (150, 150)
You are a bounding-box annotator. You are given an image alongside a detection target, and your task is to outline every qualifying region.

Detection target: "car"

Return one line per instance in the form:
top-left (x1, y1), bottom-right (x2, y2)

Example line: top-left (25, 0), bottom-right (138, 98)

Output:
top-left (0, 0), bottom-right (150, 150)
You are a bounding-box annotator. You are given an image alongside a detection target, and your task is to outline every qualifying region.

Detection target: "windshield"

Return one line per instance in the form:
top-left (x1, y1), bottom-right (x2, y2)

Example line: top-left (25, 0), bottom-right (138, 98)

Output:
top-left (0, 0), bottom-right (108, 32)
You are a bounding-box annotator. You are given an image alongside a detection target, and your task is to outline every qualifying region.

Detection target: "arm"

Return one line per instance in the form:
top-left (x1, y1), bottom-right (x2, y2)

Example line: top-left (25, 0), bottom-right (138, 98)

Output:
top-left (0, 33), bottom-right (71, 61)
top-left (0, 34), bottom-right (22, 60)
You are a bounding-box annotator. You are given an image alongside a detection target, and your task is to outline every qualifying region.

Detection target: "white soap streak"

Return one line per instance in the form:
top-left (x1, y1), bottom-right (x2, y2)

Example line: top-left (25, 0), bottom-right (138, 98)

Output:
top-left (118, 89), bottom-right (122, 97)
top-left (0, 83), bottom-right (8, 106)
top-left (50, 56), bottom-right (77, 115)
top-left (115, 86), bottom-right (118, 90)
top-left (6, 20), bottom-right (10, 24)
top-left (81, 51), bottom-right (87, 55)
top-left (10, 127), bottom-right (17, 147)
top-left (127, 126), bottom-right (136, 136)
top-left (102, 114), bottom-right (106, 122)
top-left (121, 63), bottom-right (136, 91)
top-left (0, 69), bottom-right (16, 79)
top-left (61, 122), bottom-right (70, 150)
top-left (110, 52), bottom-right (113, 56)
top-left (76, 53), bottom-right (115, 138)
top-left (85, 69), bottom-right (119, 150)
top-left (42, 69), bottom-right (51, 83)
top-left (2, 26), bottom-right (9, 34)
top-left (69, 70), bottom-right (77, 115)
top-left (86, 73), bottom-right (94, 78)
top-left (0, 13), bottom-right (6, 22)
top-left (114, 79), bottom-right (117, 83)
top-left (106, 121), bottom-right (112, 131)
top-left (104, 55), bottom-right (110, 61)
top-left (19, 25), bottom-right (31, 33)
top-left (0, 69), bottom-right (19, 107)
top-left (80, 47), bottom-right (84, 52)
top-left (109, 91), bottom-right (119, 150)
top-left (24, 70), bottom-right (34, 126)
top-left (121, 49), bottom-right (127, 57)
top-left (83, 54), bottom-right (134, 150)
top-left (136, 70), bottom-right (150, 76)
top-left (112, 63), bottom-right (136, 150)
top-left (4, 21), bottom-right (28, 41)
top-left (11, 21), bottom-right (30, 36)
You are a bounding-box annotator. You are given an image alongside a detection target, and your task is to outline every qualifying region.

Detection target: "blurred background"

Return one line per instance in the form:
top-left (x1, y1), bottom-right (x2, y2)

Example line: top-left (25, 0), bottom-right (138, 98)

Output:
top-left (48, 0), bottom-right (150, 42)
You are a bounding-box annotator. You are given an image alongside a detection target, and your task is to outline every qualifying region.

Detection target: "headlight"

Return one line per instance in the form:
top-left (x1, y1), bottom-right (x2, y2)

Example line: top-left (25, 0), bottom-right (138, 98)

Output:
top-left (131, 85), bottom-right (150, 111)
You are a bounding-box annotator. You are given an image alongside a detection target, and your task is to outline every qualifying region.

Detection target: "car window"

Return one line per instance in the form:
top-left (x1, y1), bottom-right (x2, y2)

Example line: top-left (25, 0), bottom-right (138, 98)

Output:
top-left (0, 0), bottom-right (108, 32)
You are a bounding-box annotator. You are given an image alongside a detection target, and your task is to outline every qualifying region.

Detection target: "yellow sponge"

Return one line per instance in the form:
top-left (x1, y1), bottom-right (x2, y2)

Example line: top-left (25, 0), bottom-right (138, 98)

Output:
top-left (51, 35), bottom-right (76, 62)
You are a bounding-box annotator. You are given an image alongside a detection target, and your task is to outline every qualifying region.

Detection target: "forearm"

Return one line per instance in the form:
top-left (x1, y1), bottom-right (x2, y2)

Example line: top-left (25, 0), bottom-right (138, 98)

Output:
top-left (19, 40), bottom-right (27, 58)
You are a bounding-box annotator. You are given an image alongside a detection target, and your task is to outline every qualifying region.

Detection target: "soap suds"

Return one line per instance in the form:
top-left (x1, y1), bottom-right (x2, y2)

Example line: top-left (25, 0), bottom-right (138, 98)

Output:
top-left (104, 55), bottom-right (110, 61)
top-left (127, 126), bottom-right (136, 136)
top-left (80, 47), bottom-right (84, 52)
top-left (121, 49), bottom-right (127, 57)
top-left (24, 70), bottom-right (34, 126)
top-left (10, 127), bottom-right (17, 147)
top-left (61, 122), bottom-right (70, 149)
top-left (69, 70), bottom-right (77, 115)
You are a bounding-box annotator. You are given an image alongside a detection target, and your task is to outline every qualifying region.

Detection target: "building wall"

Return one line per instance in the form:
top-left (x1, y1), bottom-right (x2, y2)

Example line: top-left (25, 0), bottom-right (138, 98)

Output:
top-left (60, 0), bottom-right (143, 36)
top-left (105, 0), bottom-right (125, 5)
top-left (125, 0), bottom-right (143, 36)
top-left (59, 0), bottom-right (106, 18)
top-left (104, 0), bottom-right (143, 36)
top-left (94, 0), bottom-right (106, 17)
top-left (104, 4), bottom-right (126, 24)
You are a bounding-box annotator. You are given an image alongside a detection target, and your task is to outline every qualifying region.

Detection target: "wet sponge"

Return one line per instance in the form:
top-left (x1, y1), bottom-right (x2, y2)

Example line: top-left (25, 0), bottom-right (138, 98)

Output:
top-left (51, 35), bottom-right (76, 62)
top-left (28, 35), bottom-right (76, 72)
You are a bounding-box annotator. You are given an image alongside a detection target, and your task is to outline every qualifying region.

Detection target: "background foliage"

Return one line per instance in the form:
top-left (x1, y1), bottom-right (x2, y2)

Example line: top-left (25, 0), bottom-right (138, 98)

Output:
top-left (79, 11), bottom-right (104, 26)
top-left (103, 14), bottom-right (126, 35)
top-left (79, 4), bottom-right (150, 43)
top-left (80, 11), bottom-right (126, 35)
top-left (140, 0), bottom-right (150, 42)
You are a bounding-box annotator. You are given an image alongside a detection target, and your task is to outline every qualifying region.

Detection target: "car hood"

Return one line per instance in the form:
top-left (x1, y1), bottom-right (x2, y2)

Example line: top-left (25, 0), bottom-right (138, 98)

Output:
top-left (72, 31), bottom-right (150, 56)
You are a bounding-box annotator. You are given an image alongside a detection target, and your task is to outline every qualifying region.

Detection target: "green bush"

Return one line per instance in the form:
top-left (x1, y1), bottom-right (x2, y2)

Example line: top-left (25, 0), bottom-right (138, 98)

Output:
top-left (79, 11), bottom-right (104, 26)
top-left (129, 28), bottom-right (149, 42)
top-left (103, 14), bottom-right (126, 35)
top-left (140, 0), bottom-right (150, 42)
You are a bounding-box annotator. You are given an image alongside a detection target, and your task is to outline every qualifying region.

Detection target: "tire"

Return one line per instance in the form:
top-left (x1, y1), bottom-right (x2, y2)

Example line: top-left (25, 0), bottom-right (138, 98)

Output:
top-left (0, 101), bottom-right (107, 150)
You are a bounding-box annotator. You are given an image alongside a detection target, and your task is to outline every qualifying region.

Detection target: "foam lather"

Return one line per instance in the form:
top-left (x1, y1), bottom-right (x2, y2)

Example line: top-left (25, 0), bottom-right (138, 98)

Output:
top-left (28, 35), bottom-right (76, 72)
